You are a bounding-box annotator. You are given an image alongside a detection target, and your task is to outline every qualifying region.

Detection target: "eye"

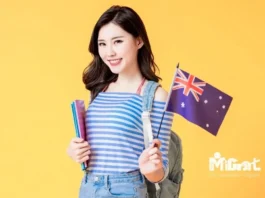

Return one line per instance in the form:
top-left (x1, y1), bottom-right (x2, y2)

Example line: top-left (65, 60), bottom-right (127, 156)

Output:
top-left (114, 40), bottom-right (123, 44)
top-left (98, 42), bottom-right (105, 47)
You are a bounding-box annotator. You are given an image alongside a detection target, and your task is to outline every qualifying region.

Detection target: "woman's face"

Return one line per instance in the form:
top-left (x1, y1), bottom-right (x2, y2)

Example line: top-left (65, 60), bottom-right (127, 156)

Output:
top-left (97, 22), bottom-right (142, 74)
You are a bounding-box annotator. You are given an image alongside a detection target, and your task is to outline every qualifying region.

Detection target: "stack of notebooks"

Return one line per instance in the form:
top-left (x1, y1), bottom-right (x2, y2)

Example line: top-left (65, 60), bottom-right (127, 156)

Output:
top-left (71, 100), bottom-right (88, 170)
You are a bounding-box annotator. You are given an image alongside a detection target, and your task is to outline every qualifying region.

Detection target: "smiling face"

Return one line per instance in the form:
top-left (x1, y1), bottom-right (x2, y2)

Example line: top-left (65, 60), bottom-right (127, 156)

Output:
top-left (97, 22), bottom-right (143, 74)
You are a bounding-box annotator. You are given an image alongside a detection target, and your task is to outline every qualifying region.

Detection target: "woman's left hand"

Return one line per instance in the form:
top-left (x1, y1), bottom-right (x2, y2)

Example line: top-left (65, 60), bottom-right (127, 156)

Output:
top-left (138, 139), bottom-right (163, 175)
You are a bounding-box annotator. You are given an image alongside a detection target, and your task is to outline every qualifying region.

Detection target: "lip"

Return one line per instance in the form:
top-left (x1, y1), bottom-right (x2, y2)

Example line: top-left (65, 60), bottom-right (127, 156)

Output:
top-left (108, 58), bottom-right (122, 66)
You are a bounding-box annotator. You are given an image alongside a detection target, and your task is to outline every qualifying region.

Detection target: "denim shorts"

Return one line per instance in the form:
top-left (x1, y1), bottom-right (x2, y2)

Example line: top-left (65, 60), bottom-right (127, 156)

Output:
top-left (79, 170), bottom-right (148, 198)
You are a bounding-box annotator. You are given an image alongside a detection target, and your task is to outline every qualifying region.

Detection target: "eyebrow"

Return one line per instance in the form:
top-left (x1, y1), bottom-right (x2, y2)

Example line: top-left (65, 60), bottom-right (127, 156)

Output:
top-left (98, 36), bottom-right (124, 42)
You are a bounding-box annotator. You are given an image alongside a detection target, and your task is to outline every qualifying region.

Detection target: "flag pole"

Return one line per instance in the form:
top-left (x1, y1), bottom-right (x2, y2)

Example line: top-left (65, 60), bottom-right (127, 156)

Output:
top-left (156, 63), bottom-right (180, 138)
top-left (163, 63), bottom-right (179, 112)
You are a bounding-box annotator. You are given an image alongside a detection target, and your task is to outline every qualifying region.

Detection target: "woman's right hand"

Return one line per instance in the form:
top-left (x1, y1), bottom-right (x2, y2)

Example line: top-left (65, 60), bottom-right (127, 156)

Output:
top-left (66, 137), bottom-right (91, 163)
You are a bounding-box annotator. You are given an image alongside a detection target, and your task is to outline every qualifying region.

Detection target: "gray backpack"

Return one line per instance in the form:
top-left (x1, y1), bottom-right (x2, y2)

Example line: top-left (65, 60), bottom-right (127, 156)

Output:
top-left (141, 81), bottom-right (184, 198)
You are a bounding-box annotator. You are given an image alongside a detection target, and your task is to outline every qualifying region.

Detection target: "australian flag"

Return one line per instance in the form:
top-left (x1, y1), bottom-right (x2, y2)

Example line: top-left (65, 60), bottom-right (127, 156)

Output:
top-left (166, 67), bottom-right (233, 136)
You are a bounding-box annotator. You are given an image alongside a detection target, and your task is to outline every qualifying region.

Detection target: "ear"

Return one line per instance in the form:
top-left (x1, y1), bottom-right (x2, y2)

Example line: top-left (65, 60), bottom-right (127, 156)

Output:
top-left (136, 37), bottom-right (144, 49)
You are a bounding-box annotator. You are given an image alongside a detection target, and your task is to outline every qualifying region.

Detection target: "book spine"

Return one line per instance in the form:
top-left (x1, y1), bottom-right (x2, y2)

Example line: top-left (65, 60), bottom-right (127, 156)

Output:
top-left (71, 102), bottom-right (86, 171)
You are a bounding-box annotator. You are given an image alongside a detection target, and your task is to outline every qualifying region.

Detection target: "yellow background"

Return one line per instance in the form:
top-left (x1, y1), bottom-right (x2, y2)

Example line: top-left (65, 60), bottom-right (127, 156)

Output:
top-left (1, 0), bottom-right (264, 197)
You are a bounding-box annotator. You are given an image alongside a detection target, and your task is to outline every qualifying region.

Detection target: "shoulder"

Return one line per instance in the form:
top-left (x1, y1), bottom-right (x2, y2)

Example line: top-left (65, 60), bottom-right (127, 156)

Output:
top-left (154, 86), bottom-right (168, 102)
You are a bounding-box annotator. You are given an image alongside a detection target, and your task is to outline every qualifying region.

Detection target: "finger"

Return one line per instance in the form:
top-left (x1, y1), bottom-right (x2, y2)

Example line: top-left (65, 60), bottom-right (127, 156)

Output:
top-left (155, 150), bottom-right (162, 157)
top-left (150, 150), bottom-right (162, 159)
top-left (149, 153), bottom-right (160, 160)
top-left (141, 146), bottom-right (152, 157)
top-left (75, 146), bottom-right (90, 156)
top-left (141, 150), bottom-right (151, 161)
top-left (76, 155), bottom-right (89, 164)
top-left (148, 147), bottom-right (159, 156)
top-left (80, 141), bottom-right (90, 148)
top-left (72, 137), bottom-right (85, 143)
top-left (78, 149), bottom-right (91, 158)
top-left (74, 141), bottom-right (90, 149)
top-left (139, 148), bottom-right (152, 163)
top-left (150, 159), bottom-right (161, 164)
top-left (152, 139), bottom-right (161, 149)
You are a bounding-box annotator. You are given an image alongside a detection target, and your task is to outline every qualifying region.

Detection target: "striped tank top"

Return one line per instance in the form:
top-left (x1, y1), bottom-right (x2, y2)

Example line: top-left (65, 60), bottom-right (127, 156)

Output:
top-left (85, 82), bottom-right (174, 174)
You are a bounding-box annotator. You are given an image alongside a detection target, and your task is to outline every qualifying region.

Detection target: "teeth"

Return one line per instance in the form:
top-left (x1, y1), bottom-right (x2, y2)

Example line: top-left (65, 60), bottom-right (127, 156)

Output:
top-left (109, 59), bottom-right (121, 63)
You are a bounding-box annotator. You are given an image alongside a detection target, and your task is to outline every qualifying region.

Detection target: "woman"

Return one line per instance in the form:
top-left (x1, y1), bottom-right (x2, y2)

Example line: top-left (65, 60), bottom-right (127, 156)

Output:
top-left (67, 5), bottom-right (173, 198)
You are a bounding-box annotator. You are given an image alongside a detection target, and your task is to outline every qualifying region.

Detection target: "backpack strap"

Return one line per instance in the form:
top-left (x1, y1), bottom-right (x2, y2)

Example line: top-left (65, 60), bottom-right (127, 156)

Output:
top-left (141, 81), bottom-right (163, 194)
top-left (142, 81), bottom-right (160, 112)
top-left (142, 81), bottom-right (160, 148)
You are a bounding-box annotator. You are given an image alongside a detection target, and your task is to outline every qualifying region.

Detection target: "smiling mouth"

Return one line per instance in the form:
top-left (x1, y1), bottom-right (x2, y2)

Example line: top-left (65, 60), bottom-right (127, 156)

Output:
top-left (108, 58), bottom-right (122, 66)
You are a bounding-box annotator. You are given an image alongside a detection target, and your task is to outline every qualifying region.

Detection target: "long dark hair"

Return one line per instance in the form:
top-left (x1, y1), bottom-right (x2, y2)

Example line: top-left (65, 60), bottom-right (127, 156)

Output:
top-left (83, 5), bottom-right (161, 101)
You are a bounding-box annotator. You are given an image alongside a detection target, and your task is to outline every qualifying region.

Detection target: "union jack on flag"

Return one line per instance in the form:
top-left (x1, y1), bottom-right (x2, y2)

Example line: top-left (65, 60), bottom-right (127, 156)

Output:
top-left (165, 66), bottom-right (233, 136)
top-left (173, 69), bottom-right (206, 102)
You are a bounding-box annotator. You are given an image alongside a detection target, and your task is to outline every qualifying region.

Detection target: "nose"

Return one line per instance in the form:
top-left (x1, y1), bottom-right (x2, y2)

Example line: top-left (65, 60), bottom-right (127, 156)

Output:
top-left (106, 44), bottom-right (116, 57)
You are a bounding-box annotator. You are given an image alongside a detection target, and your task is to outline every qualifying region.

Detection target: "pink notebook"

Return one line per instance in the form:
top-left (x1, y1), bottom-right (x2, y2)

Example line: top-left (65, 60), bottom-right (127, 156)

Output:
top-left (71, 100), bottom-right (88, 170)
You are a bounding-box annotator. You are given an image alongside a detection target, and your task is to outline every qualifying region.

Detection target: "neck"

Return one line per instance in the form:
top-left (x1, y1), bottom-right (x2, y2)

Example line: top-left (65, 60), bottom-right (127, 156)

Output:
top-left (115, 63), bottom-right (143, 85)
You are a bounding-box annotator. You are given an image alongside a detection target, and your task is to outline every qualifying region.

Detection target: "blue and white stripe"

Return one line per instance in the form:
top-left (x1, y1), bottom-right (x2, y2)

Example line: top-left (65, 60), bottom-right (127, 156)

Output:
top-left (85, 92), bottom-right (173, 174)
